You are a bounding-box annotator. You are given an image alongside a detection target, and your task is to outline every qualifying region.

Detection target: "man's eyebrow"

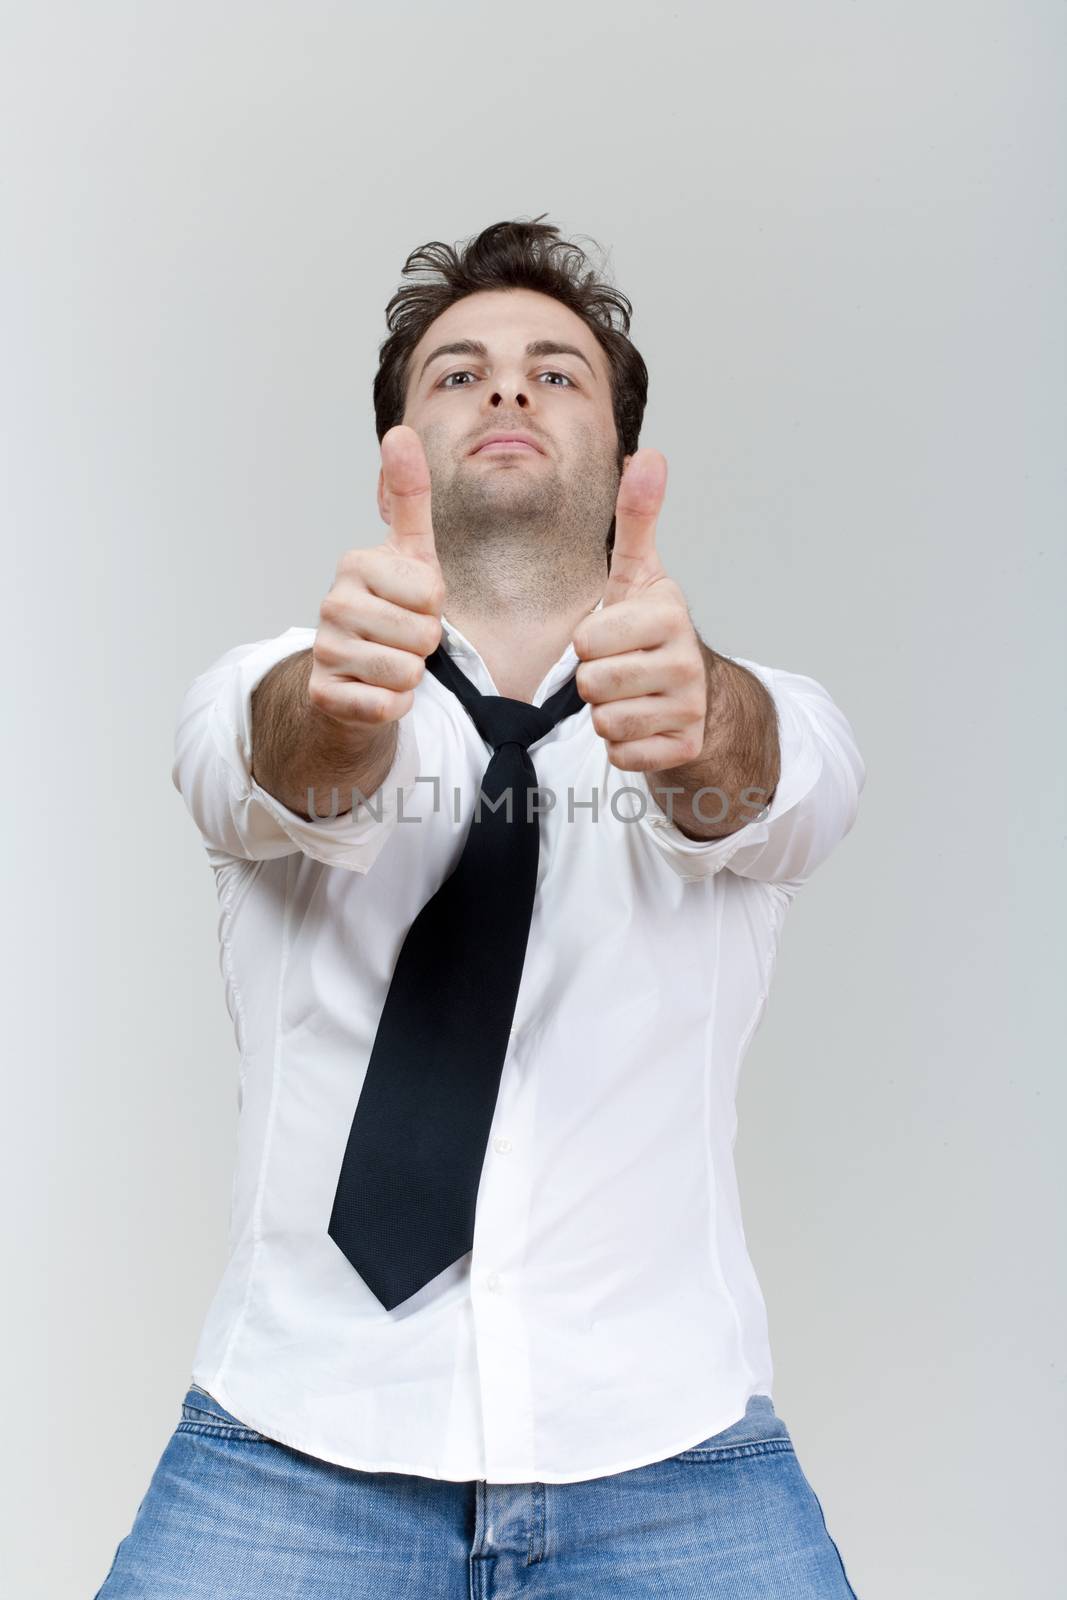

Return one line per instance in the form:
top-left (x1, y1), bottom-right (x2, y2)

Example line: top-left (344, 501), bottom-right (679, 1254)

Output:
top-left (418, 338), bottom-right (597, 383)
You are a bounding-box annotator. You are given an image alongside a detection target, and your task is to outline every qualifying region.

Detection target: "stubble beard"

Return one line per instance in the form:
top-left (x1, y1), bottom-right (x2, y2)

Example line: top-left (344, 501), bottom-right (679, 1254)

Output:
top-left (424, 434), bottom-right (621, 620)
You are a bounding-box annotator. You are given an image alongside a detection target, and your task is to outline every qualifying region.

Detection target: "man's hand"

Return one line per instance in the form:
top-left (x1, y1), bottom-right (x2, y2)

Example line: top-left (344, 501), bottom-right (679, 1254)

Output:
top-left (572, 450), bottom-right (707, 773)
top-left (309, 425), bottom-right (446, 730)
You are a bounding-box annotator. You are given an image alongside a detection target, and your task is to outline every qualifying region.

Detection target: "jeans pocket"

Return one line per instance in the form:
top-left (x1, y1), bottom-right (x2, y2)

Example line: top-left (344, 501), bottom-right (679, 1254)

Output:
top-left (177, 1383), bottom-right (269, 1443)
top-left (673, 1394), bottom-right (795, 1462)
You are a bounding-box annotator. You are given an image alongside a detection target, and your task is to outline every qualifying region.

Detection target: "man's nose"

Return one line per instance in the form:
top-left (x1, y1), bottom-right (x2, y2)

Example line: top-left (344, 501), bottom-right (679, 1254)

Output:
top-left (485, 377), bottom-right (530, 409)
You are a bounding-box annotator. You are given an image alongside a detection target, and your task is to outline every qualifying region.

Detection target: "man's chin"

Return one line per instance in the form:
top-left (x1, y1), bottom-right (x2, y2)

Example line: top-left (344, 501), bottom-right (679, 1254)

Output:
top-left (458, 478), bottom-right (554, 513)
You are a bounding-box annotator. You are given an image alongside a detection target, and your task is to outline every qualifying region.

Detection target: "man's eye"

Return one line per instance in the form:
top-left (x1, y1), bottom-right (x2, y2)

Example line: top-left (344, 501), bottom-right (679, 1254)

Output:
top-left (439, 370), bottom-right (575, 389)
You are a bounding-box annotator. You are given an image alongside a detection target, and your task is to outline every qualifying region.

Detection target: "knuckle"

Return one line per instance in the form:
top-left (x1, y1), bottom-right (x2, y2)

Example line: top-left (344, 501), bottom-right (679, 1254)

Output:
top-left (362, 691), bottom-right (392, 725)
top-left (418, 614), bottom-right (443, 655)
top-left (319, 590), bottom-right (357, 630)
top-left (312, 630), bottom-right (348, 670)
top-left (403, 653), bottom-right (428, 689)
top-left (307, 676), bottom-right (342, 717)
top-left (334, 548), bottom-right (369, 582)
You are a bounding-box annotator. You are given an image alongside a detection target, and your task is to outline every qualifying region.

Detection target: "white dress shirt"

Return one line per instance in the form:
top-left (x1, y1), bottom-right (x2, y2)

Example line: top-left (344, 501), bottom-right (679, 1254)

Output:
top-left (171, 601), bottom-right (865, 1484)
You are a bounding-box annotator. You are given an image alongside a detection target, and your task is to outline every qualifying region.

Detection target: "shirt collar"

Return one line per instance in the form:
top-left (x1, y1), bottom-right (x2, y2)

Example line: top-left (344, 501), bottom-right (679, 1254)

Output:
top-left (439, 596), bottom-right (605, 703)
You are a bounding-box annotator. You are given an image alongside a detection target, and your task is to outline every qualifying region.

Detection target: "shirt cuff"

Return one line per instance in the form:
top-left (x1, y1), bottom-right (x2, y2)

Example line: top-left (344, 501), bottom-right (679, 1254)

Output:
top-left (178, 627), bottom-right (420, 873)
top-left (629, 659), bottom-right (835, 885)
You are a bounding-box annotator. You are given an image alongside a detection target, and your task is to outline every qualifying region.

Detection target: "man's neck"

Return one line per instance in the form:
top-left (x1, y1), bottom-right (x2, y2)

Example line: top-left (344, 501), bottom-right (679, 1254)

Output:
top-left (442, 585), bottom-right (605, 703)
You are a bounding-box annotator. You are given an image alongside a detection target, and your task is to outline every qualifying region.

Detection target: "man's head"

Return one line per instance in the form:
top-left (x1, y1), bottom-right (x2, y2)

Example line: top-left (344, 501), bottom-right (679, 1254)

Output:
top-left (373, 218), bottom-right (648, 581)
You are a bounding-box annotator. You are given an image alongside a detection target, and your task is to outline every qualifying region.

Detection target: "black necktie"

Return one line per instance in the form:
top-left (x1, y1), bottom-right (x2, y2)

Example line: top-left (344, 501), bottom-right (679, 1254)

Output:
top-left (327, 641), bottom-right (587, 1311)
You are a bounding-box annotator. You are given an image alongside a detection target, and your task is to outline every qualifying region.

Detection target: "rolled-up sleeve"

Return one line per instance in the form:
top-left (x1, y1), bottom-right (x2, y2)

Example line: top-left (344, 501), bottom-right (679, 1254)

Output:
top-left (171, 626), bottom-right (420, 872)
top-left (633, 657), bottom-right (866, 890)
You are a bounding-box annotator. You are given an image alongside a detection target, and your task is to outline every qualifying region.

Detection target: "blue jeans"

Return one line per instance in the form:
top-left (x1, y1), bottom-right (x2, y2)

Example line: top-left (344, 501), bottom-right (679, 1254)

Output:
top-left (94, 1383), bottom-right (860, 1597)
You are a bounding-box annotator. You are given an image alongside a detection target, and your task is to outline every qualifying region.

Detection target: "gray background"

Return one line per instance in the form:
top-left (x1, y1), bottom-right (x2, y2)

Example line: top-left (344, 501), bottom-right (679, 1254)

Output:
top-left (3, 3), bottom-right (1063, 1595)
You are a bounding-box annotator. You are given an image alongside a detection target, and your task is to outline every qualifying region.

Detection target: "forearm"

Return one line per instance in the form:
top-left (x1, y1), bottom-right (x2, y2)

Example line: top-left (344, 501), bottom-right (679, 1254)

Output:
top-left (250, 649), bottom-right (399, 820)
top-left (646, 641), bottom-right (780, 840)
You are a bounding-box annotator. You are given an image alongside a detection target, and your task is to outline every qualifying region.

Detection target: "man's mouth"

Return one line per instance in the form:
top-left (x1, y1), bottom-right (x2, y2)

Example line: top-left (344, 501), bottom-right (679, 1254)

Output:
top-left (470, 431), bottom-right (546, 455)
top-left (475, 441), bottom-right (541, 454)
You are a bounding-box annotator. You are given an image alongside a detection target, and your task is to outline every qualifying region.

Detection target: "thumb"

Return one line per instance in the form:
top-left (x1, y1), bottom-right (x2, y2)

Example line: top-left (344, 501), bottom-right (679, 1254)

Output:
top-left (381, 425), bottom-right (438, 566)
top-left (604, 449), bottom-right (667, 603)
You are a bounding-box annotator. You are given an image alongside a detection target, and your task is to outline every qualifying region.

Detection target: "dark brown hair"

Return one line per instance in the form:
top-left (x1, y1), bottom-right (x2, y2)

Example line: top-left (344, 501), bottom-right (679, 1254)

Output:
top-left (372, 215), bottom-right (648, 561)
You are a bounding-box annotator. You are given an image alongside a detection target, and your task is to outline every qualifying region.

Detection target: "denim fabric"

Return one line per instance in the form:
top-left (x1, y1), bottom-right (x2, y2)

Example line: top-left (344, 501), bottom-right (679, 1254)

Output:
top-left (94, 1385), bottom-right (859, 1597)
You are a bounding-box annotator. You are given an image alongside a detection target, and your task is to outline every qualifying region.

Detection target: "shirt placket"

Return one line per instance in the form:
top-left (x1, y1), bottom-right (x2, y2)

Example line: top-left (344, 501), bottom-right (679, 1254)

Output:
top-left (469, 1010), bottom-right (539, 1479)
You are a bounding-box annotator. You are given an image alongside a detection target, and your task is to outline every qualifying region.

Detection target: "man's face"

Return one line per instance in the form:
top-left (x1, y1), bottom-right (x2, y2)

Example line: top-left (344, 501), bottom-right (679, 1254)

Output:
top-left (378, 287), bottom-right (629, 556)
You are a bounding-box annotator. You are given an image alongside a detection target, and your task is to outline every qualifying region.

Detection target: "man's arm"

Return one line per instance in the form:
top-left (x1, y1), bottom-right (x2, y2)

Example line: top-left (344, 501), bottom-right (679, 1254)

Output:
top-left (645, 640), bottom-right (780, 841)
top-left (251, 648), bottom-right (400, 822)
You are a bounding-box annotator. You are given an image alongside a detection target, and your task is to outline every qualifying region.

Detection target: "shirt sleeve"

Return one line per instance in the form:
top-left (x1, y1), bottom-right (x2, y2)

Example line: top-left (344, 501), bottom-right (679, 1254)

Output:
top-left (171, 626), bottom-right (421, 873)
top-left (632, 657), bottom-right (866, 890)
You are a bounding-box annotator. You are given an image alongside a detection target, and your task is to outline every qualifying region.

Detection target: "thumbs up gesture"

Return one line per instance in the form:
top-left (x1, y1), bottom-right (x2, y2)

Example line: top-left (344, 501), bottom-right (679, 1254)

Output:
top-left (573, 450), bottom-right (708, 773)
top-left (310, 426), bottom-right (446, 730)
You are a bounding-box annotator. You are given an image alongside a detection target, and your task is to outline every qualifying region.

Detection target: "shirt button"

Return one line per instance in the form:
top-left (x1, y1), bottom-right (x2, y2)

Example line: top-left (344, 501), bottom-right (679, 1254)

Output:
top-left (486, 1271), bottom-right (501, 1292)
top-left (493, 1136), bottom-right (513, 1154)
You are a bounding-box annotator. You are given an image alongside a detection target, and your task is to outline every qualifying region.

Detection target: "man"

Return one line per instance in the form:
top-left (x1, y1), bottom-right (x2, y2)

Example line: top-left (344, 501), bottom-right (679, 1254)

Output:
top-left (97, 219), bottom-right (865, 1597)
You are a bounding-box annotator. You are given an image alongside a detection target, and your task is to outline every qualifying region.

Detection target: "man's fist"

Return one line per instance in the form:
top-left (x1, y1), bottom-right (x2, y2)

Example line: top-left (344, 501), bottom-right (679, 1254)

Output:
top-left (309, 426), bottom-right (445, 730)
top-left (573, 449), bottom-right (708, 773)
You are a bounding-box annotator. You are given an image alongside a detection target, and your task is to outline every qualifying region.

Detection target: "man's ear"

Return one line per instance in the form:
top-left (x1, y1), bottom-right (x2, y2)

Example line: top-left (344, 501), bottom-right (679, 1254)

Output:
top-left (377, 466), bottom-right (389, 525)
